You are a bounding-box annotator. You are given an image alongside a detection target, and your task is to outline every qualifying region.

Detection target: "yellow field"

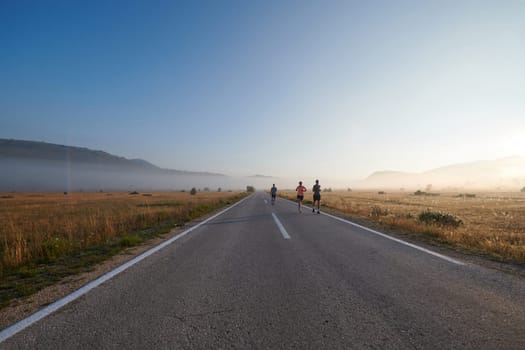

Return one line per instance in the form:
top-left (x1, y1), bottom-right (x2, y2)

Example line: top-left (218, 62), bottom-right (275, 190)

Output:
top-left (281, 190), bottom-right (525, 264)
top-left (0, 191), bottom-right (244, 275)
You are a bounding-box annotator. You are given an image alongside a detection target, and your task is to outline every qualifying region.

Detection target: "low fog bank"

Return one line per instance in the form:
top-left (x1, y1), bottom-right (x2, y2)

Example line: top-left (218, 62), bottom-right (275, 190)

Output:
top-left (0, 160), bottom-right (241, 192)
top-left (0, 160), bottom-right (350, 192)
top-left (3, 157), bottom-right (524, 193)
top-left (351, 176), bottom-right (525, 192)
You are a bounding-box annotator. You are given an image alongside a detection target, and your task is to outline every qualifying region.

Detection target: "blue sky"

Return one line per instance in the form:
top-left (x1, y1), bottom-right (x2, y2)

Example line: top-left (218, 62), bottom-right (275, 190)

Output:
top-left (1, 0), bottom-right (524, 181)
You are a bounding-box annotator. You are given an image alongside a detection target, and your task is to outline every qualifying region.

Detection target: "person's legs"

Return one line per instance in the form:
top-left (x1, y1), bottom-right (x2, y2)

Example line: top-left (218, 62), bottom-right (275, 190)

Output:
top-left (312, 195), bottom-right (318, 210)
top-left (313, 195), bottom-right (321, 213)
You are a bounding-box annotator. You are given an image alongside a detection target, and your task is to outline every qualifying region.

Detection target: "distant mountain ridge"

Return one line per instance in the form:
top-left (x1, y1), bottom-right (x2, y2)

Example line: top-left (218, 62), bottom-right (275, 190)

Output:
top-left (0, 139), bottom-right (228, 191)
top-left (0, 139), bottom-right (223, 176)
top-left (362, 157), bottom-right (525, 190)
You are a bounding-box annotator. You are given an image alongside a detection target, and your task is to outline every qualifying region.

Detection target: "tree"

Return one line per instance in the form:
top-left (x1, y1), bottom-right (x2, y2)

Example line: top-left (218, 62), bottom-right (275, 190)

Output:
top-left (246, 185), bottom-right (255, 193)
top-left (190, 187), bottom-right (197, 195)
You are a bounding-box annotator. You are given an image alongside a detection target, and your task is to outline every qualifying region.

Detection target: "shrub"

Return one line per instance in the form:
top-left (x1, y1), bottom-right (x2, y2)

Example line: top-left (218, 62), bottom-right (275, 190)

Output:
top-left (456, 193), bottom-right (476, 198)
top-left (120, 235), bottom-right (142, 247)
top-left (129, 191), bottom-right (139, 195)
top-left (190, 187), bottom-right (197, 195)
top-left (41, 238), bottom-right (70, 262)
top-left (418, 210), bottom-right (462, 228)
top-left (414, 190), bottom-right (439, 196)
top-left (370, 206), bottom-right (389, 217)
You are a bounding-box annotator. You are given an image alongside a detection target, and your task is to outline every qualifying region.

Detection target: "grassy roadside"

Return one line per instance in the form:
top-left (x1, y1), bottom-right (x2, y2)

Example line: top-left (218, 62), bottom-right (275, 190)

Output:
top-left (279, 190), bottom-right (525, 266)
top-left (0, 191), bottom-right (247, 310)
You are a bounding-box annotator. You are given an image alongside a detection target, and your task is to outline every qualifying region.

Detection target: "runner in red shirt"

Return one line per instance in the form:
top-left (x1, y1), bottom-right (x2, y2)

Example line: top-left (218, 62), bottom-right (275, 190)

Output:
top-left (295, 181), bottom-right (307, 213)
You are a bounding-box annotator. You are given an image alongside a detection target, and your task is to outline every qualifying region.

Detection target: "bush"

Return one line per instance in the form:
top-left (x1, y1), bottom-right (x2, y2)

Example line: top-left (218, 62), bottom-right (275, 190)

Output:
top-left (190, 187), bottom-right (197, 195)
top-left (521, 187), bottom-right (525, 192)
top-left (41, 238), bottom-right (70, 262)
top-left (414, 190), bottom-right (439, 196)
top-left (456, 193), bottom-right (476, 198)
top-left (120, 235), bottom-right (142, 247)
top-left (418, 210), bottom-right (462, 228)
top-left (129, 191), bottom-right (139, 195)
top-left (370, 206), bottom-right (389, 217)
top-left (246, 186), bottom-right (255, 192)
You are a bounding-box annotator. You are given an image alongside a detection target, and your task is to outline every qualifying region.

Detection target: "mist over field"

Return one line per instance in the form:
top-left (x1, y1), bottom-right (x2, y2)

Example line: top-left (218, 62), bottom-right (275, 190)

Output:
top-left (0, 159), bottom-right (280, 192)
top-left (1, 140), bottom-right (525, 192)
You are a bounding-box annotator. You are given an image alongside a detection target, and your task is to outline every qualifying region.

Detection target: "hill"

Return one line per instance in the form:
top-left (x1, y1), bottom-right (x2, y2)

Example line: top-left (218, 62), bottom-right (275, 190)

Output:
top-left (360, 157), bottom-right (525, 190)
top-left (0, 139), bottom-right (224, 191)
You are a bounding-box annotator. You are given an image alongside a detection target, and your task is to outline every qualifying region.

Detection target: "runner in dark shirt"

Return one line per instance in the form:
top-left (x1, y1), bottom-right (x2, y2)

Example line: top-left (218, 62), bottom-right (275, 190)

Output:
top-left (312, 179), bottom-right (321, 214)
top-left (270, 184), bottom-right (277, 205)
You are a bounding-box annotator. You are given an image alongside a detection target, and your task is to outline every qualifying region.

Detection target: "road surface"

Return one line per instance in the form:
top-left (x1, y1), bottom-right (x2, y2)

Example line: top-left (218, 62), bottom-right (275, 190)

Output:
top-left (2, 192), bottom-right (525, 349)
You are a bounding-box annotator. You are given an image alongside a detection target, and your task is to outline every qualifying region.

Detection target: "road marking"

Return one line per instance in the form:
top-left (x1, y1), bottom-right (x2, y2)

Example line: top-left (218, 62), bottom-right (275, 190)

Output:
top-left (0, 194), bottom-right (253, 344)
top-left (272, 212), bottom-right (291, 240)
top-left (264, 199), bottom-right (268, 204)
top-left (282, 198), bottom-right (464, 266)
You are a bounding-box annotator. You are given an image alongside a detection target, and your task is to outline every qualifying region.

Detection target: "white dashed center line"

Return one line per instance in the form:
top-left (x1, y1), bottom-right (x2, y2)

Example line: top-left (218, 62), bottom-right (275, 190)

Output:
top-left (272, 212), bottom-right (291, 240)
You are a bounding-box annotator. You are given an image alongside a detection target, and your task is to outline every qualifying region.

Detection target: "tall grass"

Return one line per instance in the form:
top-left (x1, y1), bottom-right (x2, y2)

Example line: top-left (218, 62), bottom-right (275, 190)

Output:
top-left (0, 192), bottom-right (244, 275)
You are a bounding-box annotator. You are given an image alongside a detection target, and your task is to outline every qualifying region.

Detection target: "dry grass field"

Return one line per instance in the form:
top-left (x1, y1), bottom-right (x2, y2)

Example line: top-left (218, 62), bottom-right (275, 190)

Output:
top-left (280, 190), bottom-right (525, 265)
top-left (0, 191), bottom-right (245, 307)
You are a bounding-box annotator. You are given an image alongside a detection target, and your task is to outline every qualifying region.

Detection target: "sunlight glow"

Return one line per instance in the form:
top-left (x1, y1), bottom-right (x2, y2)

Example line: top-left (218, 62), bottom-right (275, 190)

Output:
top-left (501, 131), bottom-right (525, 156)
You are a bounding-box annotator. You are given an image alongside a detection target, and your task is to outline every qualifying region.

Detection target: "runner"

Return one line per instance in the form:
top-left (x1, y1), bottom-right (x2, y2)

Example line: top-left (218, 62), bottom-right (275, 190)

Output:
top-left (312, 179), bottom-right (321, 214)
top-left (270, 184), bottom-right (277, 205)
top-left (295, 181), bottom-right (307, 213)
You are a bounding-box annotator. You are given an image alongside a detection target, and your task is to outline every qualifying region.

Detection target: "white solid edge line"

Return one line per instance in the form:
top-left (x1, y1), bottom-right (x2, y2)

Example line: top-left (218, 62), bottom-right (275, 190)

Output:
top-left (0, 194), bottom-right (252, 343)
top-left (320, 211), bottom-right (465, 266)
top-left (272, 212), bottom-right (291, 240)
top-left (284, 198), bottom-right (464, 266)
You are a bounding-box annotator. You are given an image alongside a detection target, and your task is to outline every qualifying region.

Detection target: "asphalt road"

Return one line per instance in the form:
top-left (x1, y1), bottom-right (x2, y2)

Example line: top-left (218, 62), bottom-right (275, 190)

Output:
top-left (2, 192), bottom-right (525, 349)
